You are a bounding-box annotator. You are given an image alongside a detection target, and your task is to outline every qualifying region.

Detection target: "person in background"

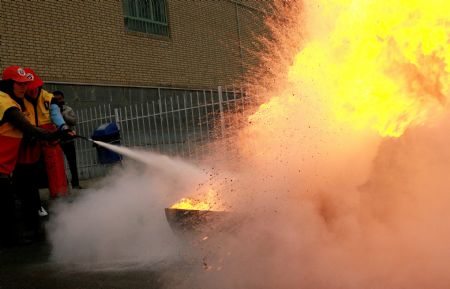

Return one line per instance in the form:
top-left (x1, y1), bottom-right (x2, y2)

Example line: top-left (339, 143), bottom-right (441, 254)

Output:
top-left (0, 65), bottom-right (60, 246)
top-left (52, 90), bottom-right (81, 189)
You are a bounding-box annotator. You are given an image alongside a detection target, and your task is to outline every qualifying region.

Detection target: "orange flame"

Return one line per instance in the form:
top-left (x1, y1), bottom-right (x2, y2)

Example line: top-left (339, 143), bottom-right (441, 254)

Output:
top-left (169, 189), bottom-right (224, 211)
top-left (285, 0), bottom-right (450, 137)
top-left (170, 198), bottom-right (212, 211)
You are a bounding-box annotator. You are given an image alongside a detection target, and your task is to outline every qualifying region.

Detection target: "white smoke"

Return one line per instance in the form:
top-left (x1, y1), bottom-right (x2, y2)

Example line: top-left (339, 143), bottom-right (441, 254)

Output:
top-left (48, 152), bottom-right (208, 267)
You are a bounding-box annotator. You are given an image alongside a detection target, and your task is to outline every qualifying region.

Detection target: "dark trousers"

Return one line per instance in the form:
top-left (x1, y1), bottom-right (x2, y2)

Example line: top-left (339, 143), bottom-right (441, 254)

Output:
top-left (60, 140), bottom-right (79, 187)
top-left (13, 163), bottom-right (41, 235)
top-left (0, 176), bottom-right (17, 245)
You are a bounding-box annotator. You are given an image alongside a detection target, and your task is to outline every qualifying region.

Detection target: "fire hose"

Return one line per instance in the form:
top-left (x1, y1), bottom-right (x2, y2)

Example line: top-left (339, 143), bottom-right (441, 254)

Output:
top-left (75, 135), bottom-right (94, 142)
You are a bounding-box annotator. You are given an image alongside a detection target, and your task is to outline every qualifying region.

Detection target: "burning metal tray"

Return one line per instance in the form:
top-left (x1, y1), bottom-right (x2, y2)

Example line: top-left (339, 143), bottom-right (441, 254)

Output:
top-left (165, 208), bottom-right (227, 234)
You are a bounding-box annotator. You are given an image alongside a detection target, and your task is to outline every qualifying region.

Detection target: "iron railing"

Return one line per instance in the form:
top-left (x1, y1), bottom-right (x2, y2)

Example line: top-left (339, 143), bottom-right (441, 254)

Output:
top-left (71, 86), bottom-right (254, 179)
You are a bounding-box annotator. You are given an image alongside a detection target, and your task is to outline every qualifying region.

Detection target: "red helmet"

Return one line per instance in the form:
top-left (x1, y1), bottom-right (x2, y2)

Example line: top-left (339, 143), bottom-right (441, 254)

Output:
top-left (24, 68), bottom-right (44, 90)
top-left (2, 65), bottom-right (34, 83)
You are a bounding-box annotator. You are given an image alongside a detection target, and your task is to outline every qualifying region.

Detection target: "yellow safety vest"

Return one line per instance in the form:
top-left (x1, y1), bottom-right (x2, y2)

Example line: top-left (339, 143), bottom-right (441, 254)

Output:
top-left (0, 91), bottom-right (24, 174)
top-left (23, 89), bottom-right (54, 127)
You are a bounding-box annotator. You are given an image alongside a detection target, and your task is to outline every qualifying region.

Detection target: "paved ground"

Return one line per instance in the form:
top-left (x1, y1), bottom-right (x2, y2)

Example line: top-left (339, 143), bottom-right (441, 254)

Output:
top-left (0, 240), bottom-right (167, 289)
top-left (0, 179), bottom-right (172, 289)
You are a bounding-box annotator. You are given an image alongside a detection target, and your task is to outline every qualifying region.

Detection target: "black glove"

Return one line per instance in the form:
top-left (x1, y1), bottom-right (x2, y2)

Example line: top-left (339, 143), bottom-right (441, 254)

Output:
top-left (59, 124), bottom-right (76, 140)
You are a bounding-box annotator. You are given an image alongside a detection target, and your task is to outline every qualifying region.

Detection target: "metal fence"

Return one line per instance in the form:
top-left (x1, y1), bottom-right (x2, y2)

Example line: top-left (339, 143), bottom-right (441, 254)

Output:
top-left (72, 86), bottom-right (255, 179)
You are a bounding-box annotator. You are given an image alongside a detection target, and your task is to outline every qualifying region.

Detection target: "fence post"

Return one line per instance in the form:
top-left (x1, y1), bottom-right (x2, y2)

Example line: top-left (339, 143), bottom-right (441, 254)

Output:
top-left (114, 108), bottom-right (121, 129)
top-left (218, 86), bottom-right (225, 137)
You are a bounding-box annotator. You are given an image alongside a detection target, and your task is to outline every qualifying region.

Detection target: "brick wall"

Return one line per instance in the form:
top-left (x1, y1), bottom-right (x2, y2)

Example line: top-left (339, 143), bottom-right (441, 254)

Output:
top-left (0, 0), bottom-right (268, 89)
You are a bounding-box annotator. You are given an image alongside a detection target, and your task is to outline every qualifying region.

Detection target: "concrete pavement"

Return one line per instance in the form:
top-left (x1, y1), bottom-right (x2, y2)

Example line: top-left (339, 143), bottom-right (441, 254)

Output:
top-left (0, 178), bottom-right (170, 289)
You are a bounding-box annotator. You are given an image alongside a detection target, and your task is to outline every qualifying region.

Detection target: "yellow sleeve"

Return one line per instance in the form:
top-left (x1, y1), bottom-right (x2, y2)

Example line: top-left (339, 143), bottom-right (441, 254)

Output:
top-left (0, 92), bottom-right (21, 121)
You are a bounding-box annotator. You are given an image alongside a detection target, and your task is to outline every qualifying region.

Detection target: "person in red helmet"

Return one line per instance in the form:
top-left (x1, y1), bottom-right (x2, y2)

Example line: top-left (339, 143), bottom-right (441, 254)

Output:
top-left (21, 68), bottom-right (74, 200)
top-left (12, 68), bottom-right (74, 240)
top-left (0, 65), bottom-right (60, 246)
top-left (25, 68), bottom-right (75, 198)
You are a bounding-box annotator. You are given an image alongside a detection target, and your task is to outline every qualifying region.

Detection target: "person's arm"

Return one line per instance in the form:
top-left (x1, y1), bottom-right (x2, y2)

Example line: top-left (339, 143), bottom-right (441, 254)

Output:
top-left (3, 107), bottom-right (59, 141)
top-left (50, 103), bottom-right (67, 129)
top-left (51, 104), bottom-right (76, 138)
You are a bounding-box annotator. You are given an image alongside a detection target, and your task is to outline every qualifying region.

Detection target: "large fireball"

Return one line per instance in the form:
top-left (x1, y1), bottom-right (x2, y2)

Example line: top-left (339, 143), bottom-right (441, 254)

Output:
top-left (257, 0), bottom-right (449, 138)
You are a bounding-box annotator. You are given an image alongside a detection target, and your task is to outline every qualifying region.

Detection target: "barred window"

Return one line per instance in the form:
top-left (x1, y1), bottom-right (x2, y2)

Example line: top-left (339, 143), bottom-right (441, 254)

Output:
top-left (123, 0), bottom-right (169, 36)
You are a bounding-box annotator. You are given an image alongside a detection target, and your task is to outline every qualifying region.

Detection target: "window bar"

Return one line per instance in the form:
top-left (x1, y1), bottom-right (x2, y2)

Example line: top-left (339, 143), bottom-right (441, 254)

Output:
top-left (143, 0), bottom-right (149, 33)
top-left (148, 0), bottom-right (155, 21)
top-left (133, 0), bottom-right (139, 18)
